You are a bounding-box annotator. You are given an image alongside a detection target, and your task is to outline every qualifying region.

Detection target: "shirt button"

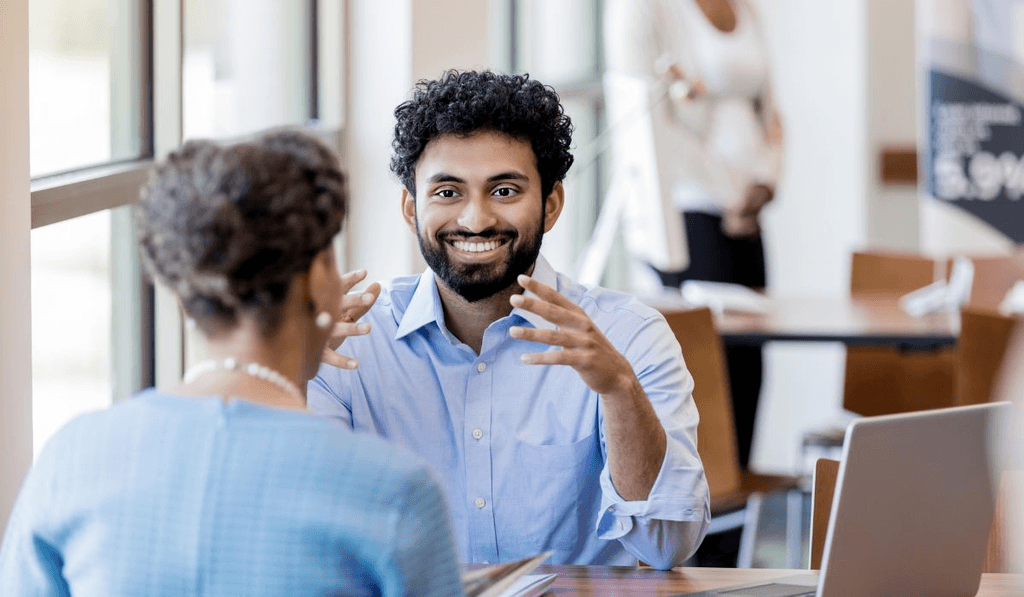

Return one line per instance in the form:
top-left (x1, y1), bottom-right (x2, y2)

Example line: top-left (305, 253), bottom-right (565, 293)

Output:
top-left (475, 497), bottom-right (486, 509)
top-left (476, 362), bottom-right (487, 373)
top-left (608, 505), bottom-right (615, 512)
top-left (472, 428), bottom-right (483, 440)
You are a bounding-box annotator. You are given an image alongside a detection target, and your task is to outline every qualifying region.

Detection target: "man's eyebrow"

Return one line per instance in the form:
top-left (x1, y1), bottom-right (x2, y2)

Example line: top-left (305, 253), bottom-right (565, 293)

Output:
top-left (486, 171), bottom-right (529, 183)
top-left (426, 173), bottom-right (465, 184)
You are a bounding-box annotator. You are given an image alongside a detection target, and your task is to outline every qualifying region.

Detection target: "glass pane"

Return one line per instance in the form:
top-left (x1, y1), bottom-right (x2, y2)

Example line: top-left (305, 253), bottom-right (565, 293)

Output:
top-left (31, 208), bottom-right (122, 457)
top-left (29, 0), bottom-right (144, 177)
top-left (184, 0), bottom-right (312, 139)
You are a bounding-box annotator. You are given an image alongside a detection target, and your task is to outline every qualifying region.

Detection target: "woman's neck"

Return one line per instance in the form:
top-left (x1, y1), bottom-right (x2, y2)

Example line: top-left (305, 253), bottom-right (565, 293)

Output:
top-left (171, 318), bottom-right (310, 411)
top-left (694, 0), bottom-right (737, 33)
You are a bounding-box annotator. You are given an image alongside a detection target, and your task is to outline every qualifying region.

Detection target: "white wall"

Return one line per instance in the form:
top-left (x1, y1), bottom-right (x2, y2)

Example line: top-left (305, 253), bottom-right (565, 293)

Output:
top-left (0, 0), bottom-right (34, 530)
top-left (751, 0), bottom-right (868, 473)
top-left (866, 0), bottom-right (921, 251)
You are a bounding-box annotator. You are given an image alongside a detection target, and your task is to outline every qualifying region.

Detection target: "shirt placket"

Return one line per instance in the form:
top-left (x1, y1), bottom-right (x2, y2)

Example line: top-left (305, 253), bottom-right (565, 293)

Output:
top-left (464, 353), bottom-right (497, 563)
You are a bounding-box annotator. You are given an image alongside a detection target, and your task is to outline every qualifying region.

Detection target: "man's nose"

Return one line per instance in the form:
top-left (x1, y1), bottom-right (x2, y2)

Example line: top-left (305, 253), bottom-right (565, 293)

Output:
top-left (456, 197), bottom-right (498, 233)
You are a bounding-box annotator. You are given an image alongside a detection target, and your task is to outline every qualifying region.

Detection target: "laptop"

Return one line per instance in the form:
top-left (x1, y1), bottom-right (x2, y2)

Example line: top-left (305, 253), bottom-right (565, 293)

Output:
top-left (678, 402), bottom-right (1012, 597)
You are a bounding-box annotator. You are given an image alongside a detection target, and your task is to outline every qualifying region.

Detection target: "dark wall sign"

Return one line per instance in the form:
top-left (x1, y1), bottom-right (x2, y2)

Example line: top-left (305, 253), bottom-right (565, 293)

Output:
top-left (928, 70), bottom-right (1024, 242)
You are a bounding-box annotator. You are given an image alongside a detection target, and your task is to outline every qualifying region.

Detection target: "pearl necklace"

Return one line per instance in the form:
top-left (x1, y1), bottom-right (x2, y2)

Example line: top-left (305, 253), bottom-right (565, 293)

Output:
top-left (183, 358), bottom-right (305, 404)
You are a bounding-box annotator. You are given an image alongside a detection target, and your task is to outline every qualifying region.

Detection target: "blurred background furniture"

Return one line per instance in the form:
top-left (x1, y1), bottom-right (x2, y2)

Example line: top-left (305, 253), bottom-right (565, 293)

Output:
top-left (663, 307), bottom-right (799, 568)
top-left (964, 251), bottom-right (1024, 312)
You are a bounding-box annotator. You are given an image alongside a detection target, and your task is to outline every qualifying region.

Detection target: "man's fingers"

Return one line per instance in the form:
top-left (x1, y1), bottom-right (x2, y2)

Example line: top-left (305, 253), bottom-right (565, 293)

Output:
top-left (509, 293), bottom-right (576, 326)
top-left (517, 275), bottom-right (578, 311)
top-left (339, 269), bottom-right (368, 294)
top-left (320, 348), bottom-right (359, 370)
top-left (520, 349), bottom-right (582, 366)
top-left (326, 321), bottom-right (371, 349)
top-left (337, 281), bottom-right (381, 322)
top-left (509, 325), bottom-right (580, 348)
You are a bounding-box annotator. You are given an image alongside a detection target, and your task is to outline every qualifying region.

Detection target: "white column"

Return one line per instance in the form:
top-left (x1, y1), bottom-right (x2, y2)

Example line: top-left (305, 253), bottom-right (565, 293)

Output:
top-left (0, 0), bottom-right (34, 530)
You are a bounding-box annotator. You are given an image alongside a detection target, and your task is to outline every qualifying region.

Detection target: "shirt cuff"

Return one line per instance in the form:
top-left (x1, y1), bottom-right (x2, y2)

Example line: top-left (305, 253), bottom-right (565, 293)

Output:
top-left (595, 434), bottom-right (709, 540)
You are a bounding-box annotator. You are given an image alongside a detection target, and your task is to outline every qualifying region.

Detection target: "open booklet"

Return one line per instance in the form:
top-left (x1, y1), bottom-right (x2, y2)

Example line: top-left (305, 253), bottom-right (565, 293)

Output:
top-left (461, 552), bottom-right (556, 597)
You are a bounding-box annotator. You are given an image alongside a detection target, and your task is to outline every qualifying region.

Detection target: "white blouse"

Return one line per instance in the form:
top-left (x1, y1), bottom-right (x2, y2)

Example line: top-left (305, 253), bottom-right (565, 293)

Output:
top-left (604, 0), bottom-right (783, 215)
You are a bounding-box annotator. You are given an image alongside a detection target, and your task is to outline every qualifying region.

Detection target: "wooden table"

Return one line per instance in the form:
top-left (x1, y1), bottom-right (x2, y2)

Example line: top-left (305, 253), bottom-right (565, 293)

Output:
top-left (653, 295), bottom-right (959, 349)
top-left (537, 565), bottom-right (1024, 596)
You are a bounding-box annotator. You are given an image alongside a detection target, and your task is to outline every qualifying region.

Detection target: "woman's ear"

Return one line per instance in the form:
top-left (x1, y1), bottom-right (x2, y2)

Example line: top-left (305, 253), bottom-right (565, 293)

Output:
top-left (543, 182), bottom-right (565, 233)
top-left (306, 246), bottom-right (340, 319)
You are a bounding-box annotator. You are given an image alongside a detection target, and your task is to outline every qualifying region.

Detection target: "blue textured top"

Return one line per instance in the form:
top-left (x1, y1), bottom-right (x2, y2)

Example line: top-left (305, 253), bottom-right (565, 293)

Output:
top-left (309, 255), bottom-right (710, 569)
top-left (0, 390), bottom-right (464, 596)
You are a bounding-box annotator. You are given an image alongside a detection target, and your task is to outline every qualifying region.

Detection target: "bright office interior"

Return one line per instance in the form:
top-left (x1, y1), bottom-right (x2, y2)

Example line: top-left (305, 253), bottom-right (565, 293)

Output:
top-left (1, 0), bottom-right (1020, 563)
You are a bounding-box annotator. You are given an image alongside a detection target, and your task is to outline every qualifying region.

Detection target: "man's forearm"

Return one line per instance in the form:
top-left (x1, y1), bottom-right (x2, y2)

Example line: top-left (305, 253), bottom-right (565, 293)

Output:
top-left (602, 374), bottom-right (668, 500)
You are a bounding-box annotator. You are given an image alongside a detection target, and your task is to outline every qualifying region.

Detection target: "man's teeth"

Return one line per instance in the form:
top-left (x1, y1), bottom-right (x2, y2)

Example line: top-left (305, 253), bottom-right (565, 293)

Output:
top-left (451, 240), bottom-right (503, 253)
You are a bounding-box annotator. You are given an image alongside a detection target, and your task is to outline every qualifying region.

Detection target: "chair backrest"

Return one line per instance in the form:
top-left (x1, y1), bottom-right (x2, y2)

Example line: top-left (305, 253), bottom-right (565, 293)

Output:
top-left (955, 308), bottom-right (1017, 406)
top-left (849, 250), bottom-right (940, 296)
top-left (966, 251), bottom-right (1024, 312)
top-left (662, 307), bottom-right (742, 501)
top-left (844, 250), bottom-right (955, 416)
top-left (810, 458), bottom-right (840, 570)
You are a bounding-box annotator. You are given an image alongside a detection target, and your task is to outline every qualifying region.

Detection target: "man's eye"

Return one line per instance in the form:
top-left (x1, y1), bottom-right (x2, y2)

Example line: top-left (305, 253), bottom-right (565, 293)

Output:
top-left (436, 189), bottom-right (458, 198)
top-left (493, 187), bottom-right (516, 197)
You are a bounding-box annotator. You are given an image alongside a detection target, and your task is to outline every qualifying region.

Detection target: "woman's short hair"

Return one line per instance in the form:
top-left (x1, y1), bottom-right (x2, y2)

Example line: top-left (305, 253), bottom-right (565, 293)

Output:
top-left (137, 130), bottom-right (347, 336)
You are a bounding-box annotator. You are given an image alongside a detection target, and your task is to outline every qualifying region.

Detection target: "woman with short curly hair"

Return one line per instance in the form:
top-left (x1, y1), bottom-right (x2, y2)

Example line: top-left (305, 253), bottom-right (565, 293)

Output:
top-left (0, 131), bottom-right (464, 596)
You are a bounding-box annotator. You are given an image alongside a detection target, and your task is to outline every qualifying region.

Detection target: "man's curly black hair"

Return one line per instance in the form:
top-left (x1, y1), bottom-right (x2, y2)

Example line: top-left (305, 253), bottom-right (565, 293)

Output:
top-left (391, 70), bottom-right (574, 200)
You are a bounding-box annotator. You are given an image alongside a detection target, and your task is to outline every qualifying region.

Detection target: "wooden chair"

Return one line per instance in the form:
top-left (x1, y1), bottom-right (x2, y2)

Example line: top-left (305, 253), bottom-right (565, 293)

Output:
top-left (955, 308), bottom-right (1017, 406)
top-left (801, 251), bottom-right (955, 485)
top-left (662, 307), bottom-right (800, 567)
top-left (809, 458), bottom-right (840, 570)
top-left (965, 251), bottom-right (1024, 312)
top-left (843, 250), bottom-right (956, 417)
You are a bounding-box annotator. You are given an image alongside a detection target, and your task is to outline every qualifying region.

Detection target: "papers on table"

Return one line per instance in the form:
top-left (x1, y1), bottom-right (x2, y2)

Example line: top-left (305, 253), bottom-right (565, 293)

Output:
top-left (679, 280), bottom-right (770, 314)
top-left (461, 552), bottom-right (554, 597)
top-left (899, 256), bottom-right (974, 317)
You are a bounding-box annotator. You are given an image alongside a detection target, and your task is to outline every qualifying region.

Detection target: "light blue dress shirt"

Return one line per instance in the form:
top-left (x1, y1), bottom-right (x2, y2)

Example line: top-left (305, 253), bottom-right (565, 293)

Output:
top-left (0, 390), bottom-right (464, 596)
top-left (309, 255), bottom-right (710, 569)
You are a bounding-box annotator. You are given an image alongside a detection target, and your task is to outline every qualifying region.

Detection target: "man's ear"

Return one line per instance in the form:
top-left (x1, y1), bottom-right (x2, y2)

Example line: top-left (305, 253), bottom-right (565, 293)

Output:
top-left (542, 181), bottom-right (566, 233)
top-left (401, 188), bottom-right (418, 235)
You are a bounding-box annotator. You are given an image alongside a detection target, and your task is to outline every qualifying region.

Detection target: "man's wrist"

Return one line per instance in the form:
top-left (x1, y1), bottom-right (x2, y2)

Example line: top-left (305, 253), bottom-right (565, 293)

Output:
top-left (600, 369), bottom-right (645, 403)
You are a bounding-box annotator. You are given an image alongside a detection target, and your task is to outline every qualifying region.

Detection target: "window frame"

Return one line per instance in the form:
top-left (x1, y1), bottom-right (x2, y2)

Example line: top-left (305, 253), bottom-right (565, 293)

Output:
top-left (28, 0), bottom-right (346, 396)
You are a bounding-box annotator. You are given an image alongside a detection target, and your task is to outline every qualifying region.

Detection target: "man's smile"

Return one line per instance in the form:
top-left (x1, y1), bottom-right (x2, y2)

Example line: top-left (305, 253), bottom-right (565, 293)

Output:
top-left (448, 238), bottom-right (508, 254)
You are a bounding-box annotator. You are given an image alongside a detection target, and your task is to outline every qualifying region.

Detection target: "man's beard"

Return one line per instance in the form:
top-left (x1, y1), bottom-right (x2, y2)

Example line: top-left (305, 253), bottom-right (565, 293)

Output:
top-left (417, 218), bottom-right (544, 303)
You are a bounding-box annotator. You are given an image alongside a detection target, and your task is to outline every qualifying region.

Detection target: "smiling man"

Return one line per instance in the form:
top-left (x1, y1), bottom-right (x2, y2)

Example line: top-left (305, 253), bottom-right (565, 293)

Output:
top-left (308, 70), bottom-right (709, 569)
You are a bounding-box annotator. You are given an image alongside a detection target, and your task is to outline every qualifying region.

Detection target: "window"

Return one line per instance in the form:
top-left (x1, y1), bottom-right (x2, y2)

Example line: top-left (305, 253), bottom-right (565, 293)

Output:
top-left (29, 0), bottom-right (146, 177)
top-left (31, 209), bottom-right (113, 456)
top-left (183, 0), bottom-right (314, 140)
top-left (27, 0), bottom-right (342, 456)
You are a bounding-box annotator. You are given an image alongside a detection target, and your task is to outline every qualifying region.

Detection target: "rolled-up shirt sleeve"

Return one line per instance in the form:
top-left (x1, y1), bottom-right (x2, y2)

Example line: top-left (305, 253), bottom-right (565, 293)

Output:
top-left (596, 312), bottom-right (711, 569)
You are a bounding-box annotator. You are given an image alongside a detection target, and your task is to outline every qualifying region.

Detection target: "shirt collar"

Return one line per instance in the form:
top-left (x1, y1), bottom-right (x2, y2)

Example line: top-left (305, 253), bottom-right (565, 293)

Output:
top-left (393, 254), bottom-right (560, 341)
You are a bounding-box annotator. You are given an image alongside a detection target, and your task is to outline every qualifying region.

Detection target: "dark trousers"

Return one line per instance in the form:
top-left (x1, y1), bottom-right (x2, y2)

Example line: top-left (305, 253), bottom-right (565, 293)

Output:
top-left (652, 211), bottom-right (765, 470)
top-left (655, 211), bottom-right (767, 568)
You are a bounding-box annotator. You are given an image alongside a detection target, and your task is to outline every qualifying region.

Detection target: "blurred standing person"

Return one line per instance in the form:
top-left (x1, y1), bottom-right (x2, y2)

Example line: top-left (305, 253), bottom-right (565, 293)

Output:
top-left (0, 132), bottom-right (463, 596)
top-left (605, 0), bottom-right (783, 474)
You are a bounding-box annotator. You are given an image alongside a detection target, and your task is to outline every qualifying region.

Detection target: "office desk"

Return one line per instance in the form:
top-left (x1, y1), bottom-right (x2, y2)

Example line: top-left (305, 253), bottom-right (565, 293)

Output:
top-left (653, 295), bottom-right (959, 348)
top-left (537, 565), bottom-right (1023, 596)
